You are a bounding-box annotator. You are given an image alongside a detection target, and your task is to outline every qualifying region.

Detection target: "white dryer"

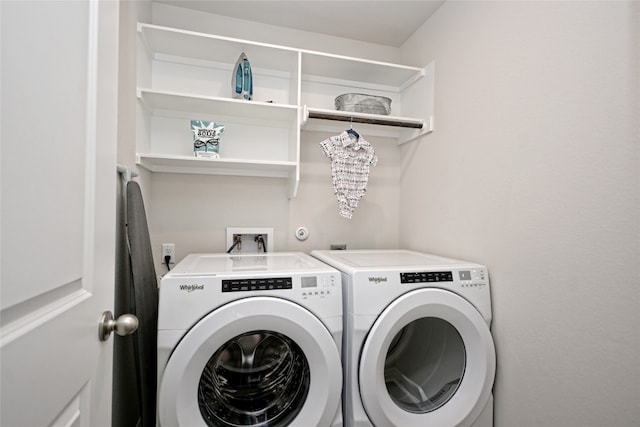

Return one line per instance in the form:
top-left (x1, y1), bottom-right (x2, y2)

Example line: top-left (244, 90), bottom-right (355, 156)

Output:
top-left (311, 249), bottom-right (495, 427)
top-left (157, 252), bottom-right (343, 427)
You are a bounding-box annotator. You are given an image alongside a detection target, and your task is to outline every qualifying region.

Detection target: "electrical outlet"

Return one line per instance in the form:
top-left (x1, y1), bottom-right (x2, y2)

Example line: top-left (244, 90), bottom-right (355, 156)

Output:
top-left (162, 243), bottom-right (175, 264)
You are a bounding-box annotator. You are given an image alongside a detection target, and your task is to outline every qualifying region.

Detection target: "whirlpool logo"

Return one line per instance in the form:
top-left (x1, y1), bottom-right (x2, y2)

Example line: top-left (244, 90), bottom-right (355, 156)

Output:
top-left (179, 284), bottom-right (204, 293)
top-left (368, 277), bottom-right (388, 284)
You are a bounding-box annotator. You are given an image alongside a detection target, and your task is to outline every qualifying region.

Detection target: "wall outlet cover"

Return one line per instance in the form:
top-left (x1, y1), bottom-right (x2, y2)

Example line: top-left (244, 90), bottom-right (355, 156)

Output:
top-left (226, 227), bottom-right (274, 253)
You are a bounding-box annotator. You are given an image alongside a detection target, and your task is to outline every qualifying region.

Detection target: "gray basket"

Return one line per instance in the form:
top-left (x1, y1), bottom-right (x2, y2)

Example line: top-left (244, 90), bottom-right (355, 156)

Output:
top-left (335, 93), bottom-right (391, 115)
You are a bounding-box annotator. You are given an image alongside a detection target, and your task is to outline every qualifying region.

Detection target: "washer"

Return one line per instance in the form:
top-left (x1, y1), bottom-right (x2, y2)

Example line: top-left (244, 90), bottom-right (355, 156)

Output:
top-left (157, 252), bottom-right (343, 427)
top-left (311, 249), bottom-right (495, 427)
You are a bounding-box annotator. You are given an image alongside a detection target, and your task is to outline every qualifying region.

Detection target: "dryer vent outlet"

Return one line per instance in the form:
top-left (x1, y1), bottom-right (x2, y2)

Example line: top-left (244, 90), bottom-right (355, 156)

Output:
top-left (226, 227), bottom-right (274, 253)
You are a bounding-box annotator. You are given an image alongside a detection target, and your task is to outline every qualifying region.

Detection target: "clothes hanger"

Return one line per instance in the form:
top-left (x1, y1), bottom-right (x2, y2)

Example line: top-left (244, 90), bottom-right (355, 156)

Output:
top-left (346, 117), bottom-right (360, 139)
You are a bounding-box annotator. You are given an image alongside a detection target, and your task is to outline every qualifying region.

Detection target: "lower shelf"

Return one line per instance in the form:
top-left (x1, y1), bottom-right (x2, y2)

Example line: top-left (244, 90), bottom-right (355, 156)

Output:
top-left (137, 153), bottom-right (299, 197)
top-left (136, 153), bottom-right (299, 197)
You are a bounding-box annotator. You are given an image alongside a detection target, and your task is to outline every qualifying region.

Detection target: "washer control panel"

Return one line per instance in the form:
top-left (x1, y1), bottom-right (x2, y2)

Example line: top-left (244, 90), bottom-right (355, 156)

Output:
top-left (222, 277), bottom-right (293, 292)
top-left (220, 274), bottom-right (338, 298)
top-left (401, 271), bottom-right (453, 283)
top-left (301, 274), bottom-right (337, 299)
top-left (458, 268), bottom-right (488, 288)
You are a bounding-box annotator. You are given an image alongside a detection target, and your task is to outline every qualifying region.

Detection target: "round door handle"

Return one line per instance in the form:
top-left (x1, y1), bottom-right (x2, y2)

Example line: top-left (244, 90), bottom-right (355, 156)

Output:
top-left (98, 311), bottom-right (138, 341)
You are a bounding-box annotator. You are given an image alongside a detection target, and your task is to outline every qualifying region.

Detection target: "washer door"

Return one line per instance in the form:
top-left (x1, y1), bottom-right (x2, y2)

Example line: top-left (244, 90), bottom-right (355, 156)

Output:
top-left (359, 289), bottom-right (495, 427)
top-left (158, 297), bottom-right (342, 427)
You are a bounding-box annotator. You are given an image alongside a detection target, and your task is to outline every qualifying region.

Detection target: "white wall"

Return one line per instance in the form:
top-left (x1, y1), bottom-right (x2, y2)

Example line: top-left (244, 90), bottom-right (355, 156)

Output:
top-left (400, 2), bottom-right (640, 426)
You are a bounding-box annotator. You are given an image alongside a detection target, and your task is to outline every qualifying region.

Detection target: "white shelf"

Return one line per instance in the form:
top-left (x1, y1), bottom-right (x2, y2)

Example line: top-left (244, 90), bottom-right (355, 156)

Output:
top-left (303, 107), bottom-right (424, 129)
top-left (301, 50), bottom-right (424, 89)
top-left (136, 22), bottom-right (433, 197)
top-left (138, 23), bottom-right (299, 74)
top-left (301, 107), bottom-right (431, 144)
top-left (137, 154), bottom-right (300, 198)
top-left (137, 88), bottom-right (299, 121)
top-left (136, 153), bottom-right (296, 177)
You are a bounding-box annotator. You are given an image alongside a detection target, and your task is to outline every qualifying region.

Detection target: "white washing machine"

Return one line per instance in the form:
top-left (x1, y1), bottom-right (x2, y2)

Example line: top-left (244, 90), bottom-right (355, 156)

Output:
top-left (311, 249), bottom-right (495, 427)
top-left (157, 252), bottom-right (343, 427)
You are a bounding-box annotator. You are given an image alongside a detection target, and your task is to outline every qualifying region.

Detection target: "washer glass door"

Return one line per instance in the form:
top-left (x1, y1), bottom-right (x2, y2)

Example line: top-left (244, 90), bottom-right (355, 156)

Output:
top-left (359, 288), bottom-right (495, 427)
top-left (198, 330), bottom-right (310, 426)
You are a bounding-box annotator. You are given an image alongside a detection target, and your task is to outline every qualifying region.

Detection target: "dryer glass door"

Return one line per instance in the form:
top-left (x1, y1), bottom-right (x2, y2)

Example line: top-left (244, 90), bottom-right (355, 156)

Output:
top-left (385, 317), bottom-right (465, 413)
top-left (359, 288), bottom-right (495, 427)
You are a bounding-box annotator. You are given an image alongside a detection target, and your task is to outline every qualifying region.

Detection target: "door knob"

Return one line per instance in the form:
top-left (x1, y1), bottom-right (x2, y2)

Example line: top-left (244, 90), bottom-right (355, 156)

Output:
top-left (98, 311), bottom-right (138, 341)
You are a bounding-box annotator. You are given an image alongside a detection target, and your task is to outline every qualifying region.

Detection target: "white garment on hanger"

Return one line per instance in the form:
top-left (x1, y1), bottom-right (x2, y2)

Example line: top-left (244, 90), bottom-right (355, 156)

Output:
top-left (320, 130), bottom-right (378, 219)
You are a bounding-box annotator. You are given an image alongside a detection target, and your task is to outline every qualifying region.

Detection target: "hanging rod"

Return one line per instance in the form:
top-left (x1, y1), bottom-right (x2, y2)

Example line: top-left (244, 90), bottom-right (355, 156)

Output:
top-left (305, 108), bottom-right (424, 129)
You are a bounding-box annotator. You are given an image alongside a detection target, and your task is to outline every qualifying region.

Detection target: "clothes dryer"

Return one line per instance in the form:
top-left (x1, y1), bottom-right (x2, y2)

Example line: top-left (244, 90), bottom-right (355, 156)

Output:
top-left (311, 249), bottom-right (495, 427)
top-left (157, 252), bottom-right (343, 427)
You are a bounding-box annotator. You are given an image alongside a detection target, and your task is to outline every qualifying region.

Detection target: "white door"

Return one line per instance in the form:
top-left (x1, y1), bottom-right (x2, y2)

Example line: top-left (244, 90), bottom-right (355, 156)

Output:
top-left (359, 289), bottom-right (495, 427)
top-left (1, 1), bottom-right (119, 426)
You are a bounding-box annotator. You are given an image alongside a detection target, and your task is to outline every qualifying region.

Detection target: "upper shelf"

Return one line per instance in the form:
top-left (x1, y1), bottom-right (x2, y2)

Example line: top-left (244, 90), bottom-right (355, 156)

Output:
top-left (138, 23), bottom-right (426, 92)
top-left (138, 23), bottom-right (299, 74)
top-left (301, 51), bottom-right (424, 90)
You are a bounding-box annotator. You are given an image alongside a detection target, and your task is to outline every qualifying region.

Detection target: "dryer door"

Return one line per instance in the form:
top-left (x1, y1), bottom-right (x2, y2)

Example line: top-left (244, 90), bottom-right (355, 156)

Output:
top-left (359, 288), bottom-right (495, 427)
top-left (158, 297), bottom-right (342, 427)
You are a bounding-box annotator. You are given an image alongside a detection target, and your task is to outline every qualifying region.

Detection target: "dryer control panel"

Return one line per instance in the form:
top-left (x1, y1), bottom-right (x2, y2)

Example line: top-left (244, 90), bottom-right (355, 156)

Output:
top-left (400, 269), bottom-right (488, 288)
